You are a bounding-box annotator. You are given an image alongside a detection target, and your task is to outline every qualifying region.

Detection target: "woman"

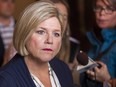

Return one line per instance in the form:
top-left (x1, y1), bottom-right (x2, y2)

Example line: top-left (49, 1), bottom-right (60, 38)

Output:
top-left (2, 0), bottom-right (79, 69)
top-left (81, 0), bottom-right (116, 87)
top-left (0, 1), bottom-right (74, 87)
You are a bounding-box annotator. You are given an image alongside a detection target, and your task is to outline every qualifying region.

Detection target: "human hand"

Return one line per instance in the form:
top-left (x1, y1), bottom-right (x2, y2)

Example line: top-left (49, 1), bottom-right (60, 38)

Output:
top-left (87, 61), bottom-right (111, 82)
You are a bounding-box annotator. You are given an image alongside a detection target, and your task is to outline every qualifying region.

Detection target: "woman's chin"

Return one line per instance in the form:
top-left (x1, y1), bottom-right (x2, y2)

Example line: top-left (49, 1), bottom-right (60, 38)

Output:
top-left (98, 24), bottom-right (109, 29)
top-left (38, 56), bottom-right (54, 63)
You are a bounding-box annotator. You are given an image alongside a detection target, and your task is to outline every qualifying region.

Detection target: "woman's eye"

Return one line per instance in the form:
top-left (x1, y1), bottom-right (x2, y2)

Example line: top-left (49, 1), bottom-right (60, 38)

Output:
top-left (54, 32), bottom-right (60, 37)
top-left (107, 6), bottom-right (115, 11)
top-left (36, 30), bottom-right (45, 35)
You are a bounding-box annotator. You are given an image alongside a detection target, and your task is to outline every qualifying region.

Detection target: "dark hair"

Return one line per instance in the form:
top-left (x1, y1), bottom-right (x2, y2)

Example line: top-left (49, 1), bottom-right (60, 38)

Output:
top-left (108, 0), bottom-right (116, 9)
top-left (93, 0), bottom-right (116, 9)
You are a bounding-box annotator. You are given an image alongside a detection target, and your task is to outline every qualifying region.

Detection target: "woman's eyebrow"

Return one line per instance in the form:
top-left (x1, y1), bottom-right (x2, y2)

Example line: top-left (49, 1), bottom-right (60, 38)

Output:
top-left (37, 27), bottom-right (47, 30)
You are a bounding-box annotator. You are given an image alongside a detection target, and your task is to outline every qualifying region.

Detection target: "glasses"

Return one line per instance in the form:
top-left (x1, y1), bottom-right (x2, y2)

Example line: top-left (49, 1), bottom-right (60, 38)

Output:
top-left (93, 6), bottom-right (116, 14)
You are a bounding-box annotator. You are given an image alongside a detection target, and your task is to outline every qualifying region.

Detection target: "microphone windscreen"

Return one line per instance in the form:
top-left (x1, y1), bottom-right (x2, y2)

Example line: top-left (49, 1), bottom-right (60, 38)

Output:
top-left (76, 51), bottom-right (89, 65)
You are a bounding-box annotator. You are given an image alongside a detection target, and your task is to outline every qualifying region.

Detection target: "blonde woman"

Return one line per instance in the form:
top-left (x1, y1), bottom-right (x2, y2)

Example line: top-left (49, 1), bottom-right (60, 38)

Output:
top-left (0, 1), bottom-right (74, 87)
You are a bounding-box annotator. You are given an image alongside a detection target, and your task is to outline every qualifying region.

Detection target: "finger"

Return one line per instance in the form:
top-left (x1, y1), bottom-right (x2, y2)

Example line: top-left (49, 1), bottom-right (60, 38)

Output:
top-left (96, 61), bottom-right (105, 66)
top-left (86, 70), bottom-right (91, 74)
top-left (94, 67), bottom-right (100, 72)
top-left (90, 71), bottom-right (95, 76)
top-left (87, 70), bottom-right (95, 76)
top-left (87, 70), bottom-right (94, 75)
top-left (88, 72), bottom-right (96, 80)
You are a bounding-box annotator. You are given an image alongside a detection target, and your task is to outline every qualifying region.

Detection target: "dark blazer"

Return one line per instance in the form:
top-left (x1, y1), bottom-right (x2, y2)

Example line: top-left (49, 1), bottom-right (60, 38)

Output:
top-left (0, 54), bottom-right (74, 87)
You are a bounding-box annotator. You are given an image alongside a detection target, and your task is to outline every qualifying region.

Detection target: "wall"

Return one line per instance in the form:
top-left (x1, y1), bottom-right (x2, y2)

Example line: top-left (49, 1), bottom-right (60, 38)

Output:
top-left (14, 0), bottom-right (36, 20)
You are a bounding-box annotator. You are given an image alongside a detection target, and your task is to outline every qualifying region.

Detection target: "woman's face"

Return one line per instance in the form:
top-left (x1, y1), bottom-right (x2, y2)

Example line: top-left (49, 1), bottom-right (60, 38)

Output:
top-left (55, 3), bottom-right (68, 30)
top-left (26, 17), bottom-right (62, 62)
top-left (95, 0), bottom-right (116, 29)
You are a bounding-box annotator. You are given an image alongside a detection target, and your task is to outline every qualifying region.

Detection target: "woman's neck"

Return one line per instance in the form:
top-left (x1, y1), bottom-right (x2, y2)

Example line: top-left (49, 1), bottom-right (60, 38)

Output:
top-left (24, 55), bottom-right (49, 76)
top-left (24, 55), bottom-right (52, 87)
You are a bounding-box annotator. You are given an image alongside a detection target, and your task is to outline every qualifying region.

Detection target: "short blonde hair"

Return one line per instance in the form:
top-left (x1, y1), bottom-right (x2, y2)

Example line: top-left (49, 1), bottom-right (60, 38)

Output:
top-left (13, 0), bottom-right (64, 56)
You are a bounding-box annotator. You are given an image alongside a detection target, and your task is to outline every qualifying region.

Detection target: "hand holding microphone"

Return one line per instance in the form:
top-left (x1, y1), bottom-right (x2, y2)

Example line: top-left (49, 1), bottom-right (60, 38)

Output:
top-left (87, 61), bottom-right (111, 82)
top-left (76, 51), bottom-right (111, 82)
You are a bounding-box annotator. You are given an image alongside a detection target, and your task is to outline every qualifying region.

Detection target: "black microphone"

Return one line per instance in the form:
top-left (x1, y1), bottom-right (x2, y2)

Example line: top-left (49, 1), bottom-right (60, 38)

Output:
top-left (77, 51), bottom-right (102, 68)
top-left (76, 51), bottom-right (89, 65)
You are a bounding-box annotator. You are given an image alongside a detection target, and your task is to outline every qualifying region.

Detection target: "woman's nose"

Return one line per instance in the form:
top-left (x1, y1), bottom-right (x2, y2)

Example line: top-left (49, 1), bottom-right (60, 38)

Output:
top-left (100, 9), bottom-right (106, 16)
top-left (45, 34), bottom-right (53, 44)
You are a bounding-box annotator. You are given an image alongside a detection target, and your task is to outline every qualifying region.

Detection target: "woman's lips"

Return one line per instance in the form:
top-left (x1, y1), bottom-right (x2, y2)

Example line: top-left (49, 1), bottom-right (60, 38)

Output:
top-left (97, 19), bottom-right (108, 24)
top-left (42, 48), bottom-right (53, 51)
top-left (98, 19), bottom-right (108, 22)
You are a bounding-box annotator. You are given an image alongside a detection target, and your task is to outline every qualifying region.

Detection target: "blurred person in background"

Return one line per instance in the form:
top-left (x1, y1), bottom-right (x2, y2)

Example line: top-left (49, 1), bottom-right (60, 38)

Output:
top-left (0, 0), bottom-right (15, 66)
top-left (80, 0), bottom-right (116, 87)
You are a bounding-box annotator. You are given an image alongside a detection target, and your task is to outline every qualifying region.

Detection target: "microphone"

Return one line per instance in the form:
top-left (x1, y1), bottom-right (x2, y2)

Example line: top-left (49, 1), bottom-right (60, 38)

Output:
top-left (76, 50), bottom-right (102, 68)
top-left (76, 51), bottom-right (89, 65)
top-left (76, 51), bottom-right (99, 73)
